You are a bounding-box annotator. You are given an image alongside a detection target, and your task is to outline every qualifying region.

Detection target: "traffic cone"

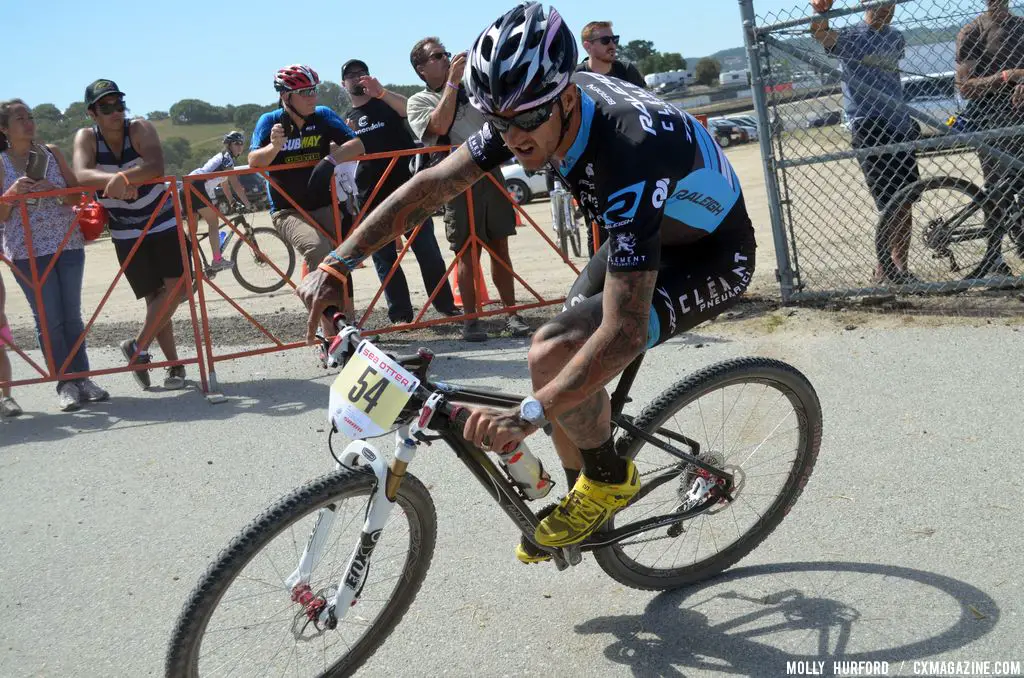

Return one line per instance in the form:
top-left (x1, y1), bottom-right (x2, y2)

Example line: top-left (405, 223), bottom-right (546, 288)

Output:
top-left (450, 260), bottom-right (493, 307)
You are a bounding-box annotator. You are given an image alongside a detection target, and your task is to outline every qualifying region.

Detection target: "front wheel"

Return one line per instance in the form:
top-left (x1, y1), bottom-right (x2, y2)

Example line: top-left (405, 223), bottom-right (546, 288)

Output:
top-left (595, 358), bottom-right (822, 591)
top-left (166, 468), bottom-right (437, 677)
top-left (230, 226), bottom-right (297, 294)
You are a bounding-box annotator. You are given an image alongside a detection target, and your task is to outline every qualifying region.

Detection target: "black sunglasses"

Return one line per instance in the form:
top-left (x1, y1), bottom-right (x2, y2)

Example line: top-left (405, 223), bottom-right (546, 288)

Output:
top-left (96, 100), bottom-right (126, 115)
top-left (425, 51), bottom-right (451, 64)
top-left (292, 86), bottom-right (319, 97)
top-left (593, 35), bottom-right (620, 46)
top-left (485, 99), bottom-right (559, 133)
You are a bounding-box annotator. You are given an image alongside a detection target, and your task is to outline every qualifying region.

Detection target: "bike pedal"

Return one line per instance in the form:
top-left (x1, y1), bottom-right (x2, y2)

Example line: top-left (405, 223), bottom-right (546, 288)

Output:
top-left (562, 546), bottom-right (582, 566)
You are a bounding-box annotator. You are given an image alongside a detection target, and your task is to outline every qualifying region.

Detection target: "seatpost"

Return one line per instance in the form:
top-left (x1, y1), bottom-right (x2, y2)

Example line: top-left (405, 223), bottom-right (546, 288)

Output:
top-left (610, 353), bottom-right (646, 416)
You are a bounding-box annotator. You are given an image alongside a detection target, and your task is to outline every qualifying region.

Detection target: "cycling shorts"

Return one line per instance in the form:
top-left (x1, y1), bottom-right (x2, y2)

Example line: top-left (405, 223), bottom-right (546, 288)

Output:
top-left (561, 230), bottom-right (756, 349)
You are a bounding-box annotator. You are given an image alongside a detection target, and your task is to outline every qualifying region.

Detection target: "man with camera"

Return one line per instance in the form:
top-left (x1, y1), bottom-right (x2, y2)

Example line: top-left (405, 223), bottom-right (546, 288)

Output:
top-left (342, 58), bottom-right (459, 324)
top-left (407, 37), bottom-right (530, 342)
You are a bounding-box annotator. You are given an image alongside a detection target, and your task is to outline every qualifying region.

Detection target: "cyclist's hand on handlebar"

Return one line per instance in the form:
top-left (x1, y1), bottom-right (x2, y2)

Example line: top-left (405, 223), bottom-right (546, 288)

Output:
top-left (296, 266), bottom-right (349, 343)
top-left (463, 406), bottom-right (536, 454)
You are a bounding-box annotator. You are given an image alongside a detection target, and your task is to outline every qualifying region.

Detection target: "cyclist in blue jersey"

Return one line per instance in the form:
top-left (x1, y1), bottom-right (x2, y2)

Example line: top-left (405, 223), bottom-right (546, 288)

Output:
top-left (185, 131), bottom-right (252, 272)
top-left (298, 2), bottom-right (756, 560)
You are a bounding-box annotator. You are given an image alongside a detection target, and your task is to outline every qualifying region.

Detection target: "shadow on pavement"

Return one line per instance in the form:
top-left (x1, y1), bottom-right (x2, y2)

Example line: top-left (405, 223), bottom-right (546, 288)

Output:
top-left (576, 561), bottom-right (999, 677)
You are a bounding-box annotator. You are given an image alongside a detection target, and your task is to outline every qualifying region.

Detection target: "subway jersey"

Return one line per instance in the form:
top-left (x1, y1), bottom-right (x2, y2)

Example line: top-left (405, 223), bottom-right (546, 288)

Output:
top-left (467, 71), bottom-right (752, 273)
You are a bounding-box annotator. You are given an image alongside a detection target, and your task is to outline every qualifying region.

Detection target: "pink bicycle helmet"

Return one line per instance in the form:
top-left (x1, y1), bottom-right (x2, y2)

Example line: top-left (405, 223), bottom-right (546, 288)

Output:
top-left (465, 2), bottom-right (577, 114)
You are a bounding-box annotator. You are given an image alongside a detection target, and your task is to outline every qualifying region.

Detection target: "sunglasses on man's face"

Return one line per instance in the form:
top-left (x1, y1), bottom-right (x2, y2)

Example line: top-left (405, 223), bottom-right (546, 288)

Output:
top-left (485, 99), bottom-right (558, 134)
top-left (592, 35), bottom-right (620, 46)
top-left (426, 51), bottom-right (451, 64)
top-left (293, 86), bottom-right (319, 97)
top-left (96, 100), bottom-right (126, 115)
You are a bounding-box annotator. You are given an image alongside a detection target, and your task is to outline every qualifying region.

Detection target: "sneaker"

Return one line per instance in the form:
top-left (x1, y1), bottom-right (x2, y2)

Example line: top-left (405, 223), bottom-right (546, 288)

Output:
top-left (77, 379), bottom-right (109, 403)
top-left (534, 459), bottom-right (641, 548)
top-left (164, 365), bottom-right (186, 390)
top-left (208, 256), bottom-right (234, 273)
top-left (120, 339), bottom-right (152, 390)
top-left (462, 320), bottom-right (487, 342)
top-left (436, 305), bottom-right (463, 317)
top-left (57, 381), bottom-right (82, 412)
top-left (505, 314), bottom-right (532, 338)
top-left (0, 396), bottom-right (22, 418)
top-left (887, 269), bottom-right (922, 286)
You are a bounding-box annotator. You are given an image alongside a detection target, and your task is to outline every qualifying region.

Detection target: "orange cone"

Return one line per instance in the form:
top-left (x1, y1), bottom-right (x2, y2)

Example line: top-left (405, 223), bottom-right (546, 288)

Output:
top-left (450, 261), bottom-right (493, 308)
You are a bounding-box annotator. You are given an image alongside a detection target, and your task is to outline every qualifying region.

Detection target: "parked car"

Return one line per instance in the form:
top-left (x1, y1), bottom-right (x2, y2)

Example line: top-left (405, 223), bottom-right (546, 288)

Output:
top-left (211, 165), bottom-right (270, 212)
top-left (501, 160), bottom-right (550, 204)
top-left (809, 110), bottom-right (843, 128)
top-left (707, 118), bottom-right (749, 148)
top-left (838, 72), bottom-right (962, 135)
top-left (722, 117), bottom-right (759, 141)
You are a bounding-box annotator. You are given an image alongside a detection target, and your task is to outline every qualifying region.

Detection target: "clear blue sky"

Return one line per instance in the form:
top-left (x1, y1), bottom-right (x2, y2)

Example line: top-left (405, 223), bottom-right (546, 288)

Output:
top-left (1, 0), bottom-right (803, 115)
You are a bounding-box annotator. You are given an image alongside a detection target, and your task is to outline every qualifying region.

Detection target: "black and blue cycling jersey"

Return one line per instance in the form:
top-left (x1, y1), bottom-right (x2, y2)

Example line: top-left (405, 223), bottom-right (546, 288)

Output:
top-left (466, 71), bottom-right (756, 348)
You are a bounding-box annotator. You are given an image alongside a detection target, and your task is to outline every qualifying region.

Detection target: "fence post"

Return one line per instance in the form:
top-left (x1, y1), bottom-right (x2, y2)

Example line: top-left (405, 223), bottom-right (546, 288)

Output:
top-left (739, 0), bottom-right (796, 303)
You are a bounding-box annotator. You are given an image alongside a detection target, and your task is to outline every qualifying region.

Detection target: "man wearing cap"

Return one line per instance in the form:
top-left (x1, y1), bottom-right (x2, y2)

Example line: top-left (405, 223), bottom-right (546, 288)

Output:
top-left (341, 58), bottom-right (459, 324)
top-left (72, 79), bottom-right (188, 391)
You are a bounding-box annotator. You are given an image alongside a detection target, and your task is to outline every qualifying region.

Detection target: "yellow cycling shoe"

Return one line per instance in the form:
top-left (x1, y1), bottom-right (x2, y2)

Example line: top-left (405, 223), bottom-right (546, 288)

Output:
top-left (534, 459), bottom-right (640, 548)
top-left (515, 543), bottom-right (552, 564)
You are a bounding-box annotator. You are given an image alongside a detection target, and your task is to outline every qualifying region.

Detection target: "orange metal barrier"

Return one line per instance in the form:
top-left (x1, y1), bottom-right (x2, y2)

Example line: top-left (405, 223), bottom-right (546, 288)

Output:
top-left (0, 178), bottom-right (207, 392)
top-left (185, 146), bottom-right (586, 393)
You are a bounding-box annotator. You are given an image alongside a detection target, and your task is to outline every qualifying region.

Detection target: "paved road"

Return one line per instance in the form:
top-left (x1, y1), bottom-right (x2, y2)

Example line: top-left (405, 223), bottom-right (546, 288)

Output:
top-left (2, 322), bottom-right (1023, 676)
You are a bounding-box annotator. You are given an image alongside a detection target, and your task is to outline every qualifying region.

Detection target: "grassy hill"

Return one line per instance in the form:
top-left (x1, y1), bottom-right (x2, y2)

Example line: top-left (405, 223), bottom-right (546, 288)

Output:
top-left (150, 120), bottom-right (232, 152)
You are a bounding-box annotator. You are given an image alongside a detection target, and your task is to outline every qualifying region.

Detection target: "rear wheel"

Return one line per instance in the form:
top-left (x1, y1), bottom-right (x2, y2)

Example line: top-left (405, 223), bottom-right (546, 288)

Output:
top-left (230, 226), bottom-right (296, 294)
top-left (166, 467), bottom-right (437, 677)
top-left (505, 179), bottom-right (530, 205)
top-left (879, 176), bottom-right (1018, 286)
top-left (594, 358), bottom-right (822, 591)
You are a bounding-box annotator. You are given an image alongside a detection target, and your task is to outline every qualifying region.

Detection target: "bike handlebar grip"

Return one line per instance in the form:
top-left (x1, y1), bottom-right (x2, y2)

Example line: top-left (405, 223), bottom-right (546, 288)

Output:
top-left (322, 306), bottom-right (347, 332)
top-left (448, 404), bottom-right (471, 433)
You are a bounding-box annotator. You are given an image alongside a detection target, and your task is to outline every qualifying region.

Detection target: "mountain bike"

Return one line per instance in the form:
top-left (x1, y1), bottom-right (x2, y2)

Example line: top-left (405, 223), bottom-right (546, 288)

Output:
top-left (541, 167), bottom-right (585, 259)
top-left (192, 204), bottom-right (296, 294)
top-left (881, 174), bottom-right (1024, 286)
top-left (165, 309), bottom-right (822, 677)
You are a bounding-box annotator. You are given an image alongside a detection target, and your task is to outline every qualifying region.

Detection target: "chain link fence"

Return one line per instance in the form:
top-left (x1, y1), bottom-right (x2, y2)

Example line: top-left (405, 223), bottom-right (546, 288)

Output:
top-left (740, 0), bottom-right (1024, 303)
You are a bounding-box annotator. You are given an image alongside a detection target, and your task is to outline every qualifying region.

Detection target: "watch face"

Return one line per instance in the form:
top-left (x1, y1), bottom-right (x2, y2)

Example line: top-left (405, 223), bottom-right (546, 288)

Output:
top-left (522, 400), bottom-right (544, 422)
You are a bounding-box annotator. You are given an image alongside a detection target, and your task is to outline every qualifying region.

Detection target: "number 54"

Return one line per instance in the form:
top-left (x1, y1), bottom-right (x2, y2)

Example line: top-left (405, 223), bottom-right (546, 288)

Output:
top-left (348, 366), bottom-right (388, 414)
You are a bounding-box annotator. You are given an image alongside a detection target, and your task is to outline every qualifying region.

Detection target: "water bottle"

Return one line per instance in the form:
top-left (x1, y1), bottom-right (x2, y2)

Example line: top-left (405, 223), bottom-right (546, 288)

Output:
top-left (499, 441), bottom-right (553, 500)
top-left (219, 230), bottom-right (232, 251)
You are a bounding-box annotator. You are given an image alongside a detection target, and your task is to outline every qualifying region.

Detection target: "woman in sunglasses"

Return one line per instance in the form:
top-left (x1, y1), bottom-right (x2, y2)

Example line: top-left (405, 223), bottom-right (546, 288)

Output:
top-left (576, 20), bottom-right (647, 89)
top-left (300, 2), bottom-right (756, 557)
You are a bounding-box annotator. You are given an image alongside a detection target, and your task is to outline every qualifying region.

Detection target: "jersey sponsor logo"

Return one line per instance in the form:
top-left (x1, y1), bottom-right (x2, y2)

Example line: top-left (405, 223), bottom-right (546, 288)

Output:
top-left (609, 233), bottom-right (647, 268)
top-left (664, 170), bottom-right (740, 233)
top-left (584, 83), bottom-right (617, 106)
top-left (358, 116), bottom-right (368, 127)
top-left (651, 178), bottom-right (670, 209)
top-left (588, 73), bottom-right (656, 135)
top-left (563, 292), bottom-right (587, 312)
top-left (655, 286), bottom-right (676, 335)
top-left (585, 163), bottom-right (595, 178)
top-left (676, 252), bottom-right (751, 314)
top-left (353, 121), bottom-right (385, 135)
top-left (603, 181), bottom-right (645, 228)
top-left (281, 135), bottom-right (323, 152)
top-left (614, 233), bottom-right (637, 255)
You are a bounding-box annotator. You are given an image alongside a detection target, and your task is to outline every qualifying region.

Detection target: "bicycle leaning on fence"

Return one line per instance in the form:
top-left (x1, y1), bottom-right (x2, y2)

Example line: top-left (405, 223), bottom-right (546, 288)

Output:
top-left (165, 307), bottom-right (823, 677)
top-left (189, 203), bottom-right (297, 294)
top-left (881, 168), bottom-right (1024, 287)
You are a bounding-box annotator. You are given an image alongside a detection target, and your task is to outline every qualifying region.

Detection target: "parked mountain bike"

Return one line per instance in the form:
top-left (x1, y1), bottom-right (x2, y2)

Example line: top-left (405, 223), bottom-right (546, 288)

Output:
top-left (541, 167), bottom-right (586, 259)
top-left (881, 174), bottom-right (1024, 286)
top-left (192, 204), bottom-right (296, 294)
top-left (166, 309), bottom-right (822, 677)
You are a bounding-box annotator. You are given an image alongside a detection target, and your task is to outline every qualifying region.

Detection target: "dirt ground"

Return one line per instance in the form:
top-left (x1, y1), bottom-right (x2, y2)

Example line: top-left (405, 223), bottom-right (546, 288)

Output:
top-left (4, 140), bottom-right (1023, 365)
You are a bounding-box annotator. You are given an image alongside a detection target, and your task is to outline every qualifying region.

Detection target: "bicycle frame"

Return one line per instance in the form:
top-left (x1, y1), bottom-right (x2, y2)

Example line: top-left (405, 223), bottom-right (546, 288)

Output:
top-left (288, 348), bottom-right (732, 631)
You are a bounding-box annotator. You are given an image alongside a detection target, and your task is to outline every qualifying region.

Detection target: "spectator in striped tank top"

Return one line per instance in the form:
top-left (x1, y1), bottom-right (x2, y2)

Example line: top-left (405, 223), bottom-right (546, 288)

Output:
top-left (72, 80), bottom-right (189, 391)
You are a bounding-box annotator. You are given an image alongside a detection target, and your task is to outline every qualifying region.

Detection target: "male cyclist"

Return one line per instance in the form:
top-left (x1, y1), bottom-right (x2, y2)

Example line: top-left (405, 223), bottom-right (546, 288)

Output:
top-left (184, 130), bottom-right (252, 272)
top-left (298, 3), bottom-right (756, 560)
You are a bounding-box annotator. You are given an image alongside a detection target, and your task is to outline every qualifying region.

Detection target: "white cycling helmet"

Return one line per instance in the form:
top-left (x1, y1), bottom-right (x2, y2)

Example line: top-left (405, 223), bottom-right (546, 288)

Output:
top-left (465, 2), bottom-right (577, 114)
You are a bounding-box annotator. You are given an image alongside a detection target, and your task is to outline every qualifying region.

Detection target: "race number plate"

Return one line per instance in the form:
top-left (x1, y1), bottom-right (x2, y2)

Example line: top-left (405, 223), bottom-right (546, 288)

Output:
top-left (328, 340), bottom-right (420, 439)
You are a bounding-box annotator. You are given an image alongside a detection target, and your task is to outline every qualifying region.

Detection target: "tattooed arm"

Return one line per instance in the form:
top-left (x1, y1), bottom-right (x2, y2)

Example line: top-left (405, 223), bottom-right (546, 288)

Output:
top-left (296, 143), bottom-right (485, 339)
top-left (534, 269), bottom-right (657, 420)
top-left (328, 144), bottom-right (483, 271)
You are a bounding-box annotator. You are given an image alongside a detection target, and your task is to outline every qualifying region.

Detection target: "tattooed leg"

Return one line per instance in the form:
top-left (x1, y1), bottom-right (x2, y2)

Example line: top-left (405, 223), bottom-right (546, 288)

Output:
top-left (528, 294), bottom-right (608, 469)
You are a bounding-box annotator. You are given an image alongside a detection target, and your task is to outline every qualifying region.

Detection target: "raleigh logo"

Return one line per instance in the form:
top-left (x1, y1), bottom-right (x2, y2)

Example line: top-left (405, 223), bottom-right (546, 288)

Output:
top-left (603, 181), bottom-right (645, 228)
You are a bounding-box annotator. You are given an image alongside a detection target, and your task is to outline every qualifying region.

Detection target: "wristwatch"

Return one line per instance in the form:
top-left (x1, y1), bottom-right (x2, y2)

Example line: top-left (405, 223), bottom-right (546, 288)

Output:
top-left (519, 397), bottom-right (548, 428)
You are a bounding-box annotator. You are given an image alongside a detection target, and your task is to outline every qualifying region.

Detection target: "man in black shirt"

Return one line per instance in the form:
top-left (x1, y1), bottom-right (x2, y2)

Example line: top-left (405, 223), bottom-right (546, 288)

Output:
top-left (341, 59), bottom-right (459, 323)
top-left (956, 0), bottom-right (1024, 268)
top-left (575, 20), bottom-right (646, 89)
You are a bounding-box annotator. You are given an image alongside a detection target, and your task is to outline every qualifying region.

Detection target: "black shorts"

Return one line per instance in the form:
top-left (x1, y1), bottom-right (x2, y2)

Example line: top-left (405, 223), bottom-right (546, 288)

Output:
top-left (851, 118), bottom-right (920, 211)
top-left (113, 228), bottom-right (191, 299)
top-left (560, 229), bottom-right (757, 349)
